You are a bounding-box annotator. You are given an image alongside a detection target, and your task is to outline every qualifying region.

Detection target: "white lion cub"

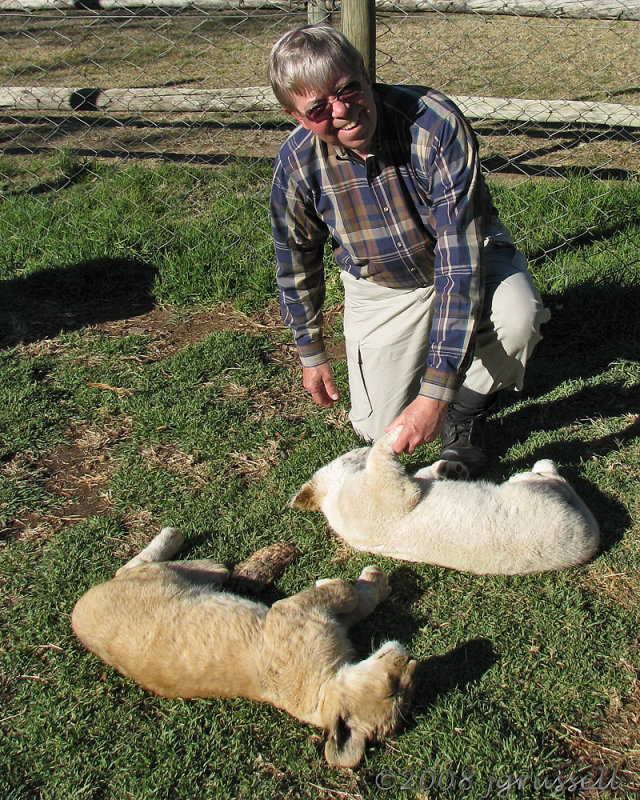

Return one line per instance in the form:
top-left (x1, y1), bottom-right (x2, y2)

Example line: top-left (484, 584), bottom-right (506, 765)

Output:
top-left (72, 527), bottom-right (417, 768)
top-left (292, 428), bottom-right (600, 575)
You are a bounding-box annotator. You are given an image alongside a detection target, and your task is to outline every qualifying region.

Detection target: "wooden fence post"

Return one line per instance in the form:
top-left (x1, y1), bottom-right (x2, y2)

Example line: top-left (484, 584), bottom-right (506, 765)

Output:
top-left (342, 0), bottom-right (376, 79)
top-left (307, 0), bottom-right (332, 25)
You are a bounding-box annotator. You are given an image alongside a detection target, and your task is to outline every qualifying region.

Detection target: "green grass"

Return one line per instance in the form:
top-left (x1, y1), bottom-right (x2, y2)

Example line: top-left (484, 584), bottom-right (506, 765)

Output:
top-left (1, 159), bottom-right (639, 799)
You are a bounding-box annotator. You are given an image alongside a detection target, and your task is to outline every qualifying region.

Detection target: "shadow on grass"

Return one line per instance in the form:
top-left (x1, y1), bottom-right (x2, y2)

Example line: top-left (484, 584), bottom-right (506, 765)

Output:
top-left (483, 281), bottom-right (640, 553)
top-left (477, 120), bottom-right (639, 182)
top-left (0, 257), bottom-right (157, 348)
top-left (489, 280), bottom-right (640, 474)
top-left (412, 638), bottom-right (497, 713)
top-left (527, 282), bottom-right (640, 391)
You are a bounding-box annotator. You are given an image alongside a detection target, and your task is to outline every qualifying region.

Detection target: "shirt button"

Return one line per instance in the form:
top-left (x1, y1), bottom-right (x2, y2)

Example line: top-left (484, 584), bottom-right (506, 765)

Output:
top-left (383, 206), bottom-right (390, 212)
top-left (396, 241), bottom-right (403, 247)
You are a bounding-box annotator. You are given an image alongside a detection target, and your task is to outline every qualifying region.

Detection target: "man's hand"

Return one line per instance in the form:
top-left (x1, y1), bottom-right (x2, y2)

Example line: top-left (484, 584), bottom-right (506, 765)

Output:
top-left (302, 363), bottom-right (340, 408)
top-left (385, 396), bottom-right (448, 454)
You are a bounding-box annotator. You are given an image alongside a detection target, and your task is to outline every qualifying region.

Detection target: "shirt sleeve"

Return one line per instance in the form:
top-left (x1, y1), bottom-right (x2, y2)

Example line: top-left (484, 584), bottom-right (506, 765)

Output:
top-left (270, 154), bottom-right (330, 367)
top-left (417, 107), bottom-right (484, 403)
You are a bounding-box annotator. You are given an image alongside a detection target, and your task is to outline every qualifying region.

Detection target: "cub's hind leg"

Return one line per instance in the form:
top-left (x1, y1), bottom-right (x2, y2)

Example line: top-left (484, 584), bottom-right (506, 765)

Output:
top-left (116, 528), bottom-right (229, 588)
top-left (116, 527), bottom-right (185, 576)
top-left (507, 460), bottom-right (575, 501)
top-left (414, 459), bottom-right (469, 481)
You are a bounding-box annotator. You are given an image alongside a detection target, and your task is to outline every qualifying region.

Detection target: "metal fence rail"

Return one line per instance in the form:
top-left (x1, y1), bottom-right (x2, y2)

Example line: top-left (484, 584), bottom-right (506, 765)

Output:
top-left (2, 1), bottom-right (639, 295)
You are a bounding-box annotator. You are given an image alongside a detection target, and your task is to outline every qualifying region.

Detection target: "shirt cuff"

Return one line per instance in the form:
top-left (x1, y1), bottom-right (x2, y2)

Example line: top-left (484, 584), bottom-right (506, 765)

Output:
top-left (418, 368), bottom-right (462, 404)
top-left (298, 341), bottom-right (328, 368)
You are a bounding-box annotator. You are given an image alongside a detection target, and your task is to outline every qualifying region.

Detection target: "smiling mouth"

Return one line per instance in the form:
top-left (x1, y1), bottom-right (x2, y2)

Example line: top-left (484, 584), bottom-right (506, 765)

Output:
top-left (340, 111), bottom-right (364, 132)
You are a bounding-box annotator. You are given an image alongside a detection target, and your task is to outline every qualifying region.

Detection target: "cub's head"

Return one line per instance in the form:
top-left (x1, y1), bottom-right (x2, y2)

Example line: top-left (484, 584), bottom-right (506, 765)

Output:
top-left (291, 446), bottom-right (370, 513)
top-left (323, 642), bottom-right (418, 768)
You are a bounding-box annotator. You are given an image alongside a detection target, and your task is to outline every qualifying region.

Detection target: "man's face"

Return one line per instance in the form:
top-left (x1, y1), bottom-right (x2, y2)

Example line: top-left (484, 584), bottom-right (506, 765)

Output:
top-left (285, 67), bottom-right (377, 158)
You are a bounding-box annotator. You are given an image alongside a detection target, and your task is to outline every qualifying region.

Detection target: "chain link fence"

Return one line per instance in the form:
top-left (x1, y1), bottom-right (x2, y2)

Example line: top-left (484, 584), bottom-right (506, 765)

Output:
top-left (1, 1), bottom-right (639, 300)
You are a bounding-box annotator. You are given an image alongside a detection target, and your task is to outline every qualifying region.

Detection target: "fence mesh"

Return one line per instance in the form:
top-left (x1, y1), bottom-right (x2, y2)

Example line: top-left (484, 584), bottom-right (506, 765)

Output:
top-left (1, 2), bottom-right (639, 307)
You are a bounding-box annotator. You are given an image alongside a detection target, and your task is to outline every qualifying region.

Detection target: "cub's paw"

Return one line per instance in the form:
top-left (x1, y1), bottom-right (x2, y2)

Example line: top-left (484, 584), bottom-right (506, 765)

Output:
top-left (375, 426), bottom-right (403, 452)
top-left (532, 459), bottom-right (559, 477)
top-left (357, 565), bottom-right (390, 600)
top-left (433, 459), bottom-right (469, 480)
top-left (315, 577), bottom-right (342, 588)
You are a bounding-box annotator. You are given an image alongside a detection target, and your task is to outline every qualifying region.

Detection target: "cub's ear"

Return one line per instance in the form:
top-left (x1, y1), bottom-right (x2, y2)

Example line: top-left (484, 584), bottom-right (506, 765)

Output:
top-left (324, 716), bottom-right (367, 769)
top-left (290, 481), bottom-right (320, 511)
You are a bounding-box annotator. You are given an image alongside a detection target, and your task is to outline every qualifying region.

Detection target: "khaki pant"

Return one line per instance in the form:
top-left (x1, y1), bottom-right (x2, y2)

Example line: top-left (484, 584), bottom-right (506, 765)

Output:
top-left (342, 242), bottom-right (550, 442)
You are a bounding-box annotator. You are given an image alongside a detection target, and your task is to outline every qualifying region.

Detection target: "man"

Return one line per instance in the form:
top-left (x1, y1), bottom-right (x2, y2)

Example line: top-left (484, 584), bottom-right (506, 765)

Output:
top-left (269, 24), bottom-right (549, 474)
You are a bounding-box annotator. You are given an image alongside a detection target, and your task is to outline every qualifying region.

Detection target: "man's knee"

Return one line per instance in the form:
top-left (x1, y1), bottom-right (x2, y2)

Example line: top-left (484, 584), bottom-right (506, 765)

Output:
top-left (490, 269), bottom-right (550, 356)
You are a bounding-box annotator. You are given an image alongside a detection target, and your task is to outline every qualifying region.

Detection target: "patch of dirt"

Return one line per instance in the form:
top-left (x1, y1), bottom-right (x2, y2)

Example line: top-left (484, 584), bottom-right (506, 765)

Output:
top-left (559, 673), bottom-right (640, 795)
top-left (91, 299), bottom-right (346, 363)
top-left (5, 301), bottom-right (345, 542)
top-left (4, 418), bottom-right (130, 542)
top-left (93, 301), bottom-right (282, 357)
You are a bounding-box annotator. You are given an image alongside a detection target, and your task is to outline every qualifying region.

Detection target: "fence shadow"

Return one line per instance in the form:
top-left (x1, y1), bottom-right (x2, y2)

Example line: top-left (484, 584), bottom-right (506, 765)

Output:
top-left (477, 122), bottom-right (639, 181)
top-left (0, 257), bottom-right (156, 348)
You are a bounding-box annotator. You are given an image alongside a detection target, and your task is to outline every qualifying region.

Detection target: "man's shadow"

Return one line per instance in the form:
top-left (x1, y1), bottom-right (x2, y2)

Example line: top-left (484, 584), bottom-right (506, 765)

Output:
top-left (1, 257), bottom-right (156, 348)
top-left (482, 280), bottom-right (639, 554)
top-left (526, 281), bottom-right (640, 391)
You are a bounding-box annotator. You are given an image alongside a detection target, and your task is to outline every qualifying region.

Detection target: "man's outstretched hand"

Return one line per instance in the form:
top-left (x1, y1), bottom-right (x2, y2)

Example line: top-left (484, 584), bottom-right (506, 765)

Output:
top-left (302, 363), bottom-right (340, 408)
top-left (385, 396), bottom-right (448, 454)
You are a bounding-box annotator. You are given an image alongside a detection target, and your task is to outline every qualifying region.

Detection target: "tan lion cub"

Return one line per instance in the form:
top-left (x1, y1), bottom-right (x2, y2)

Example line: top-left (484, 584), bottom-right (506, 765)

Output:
top-left (71, 528), bottom-right (417, 768)
top-left (292, 428), bottom-right (600, 575)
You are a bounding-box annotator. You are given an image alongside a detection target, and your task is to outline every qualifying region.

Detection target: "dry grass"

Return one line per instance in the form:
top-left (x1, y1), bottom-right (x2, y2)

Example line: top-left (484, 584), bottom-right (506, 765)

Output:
top-left (228, 438), bottom-right (282, 483)
top-left (584, 566), bottom-right (640, 611)
top-left (139, 441), bottom-right (211, 483)
top-left (1, 11), bottom-right (638, 171)
top-left (561, 678), bottom-right (640, 793)
top-left (2, 12), bottom-right (638, 104)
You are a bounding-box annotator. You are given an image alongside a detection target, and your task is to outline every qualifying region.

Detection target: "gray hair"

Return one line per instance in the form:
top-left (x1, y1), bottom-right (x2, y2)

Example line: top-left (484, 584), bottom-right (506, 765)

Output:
top-left (269, 25), bottom-right (364, 111)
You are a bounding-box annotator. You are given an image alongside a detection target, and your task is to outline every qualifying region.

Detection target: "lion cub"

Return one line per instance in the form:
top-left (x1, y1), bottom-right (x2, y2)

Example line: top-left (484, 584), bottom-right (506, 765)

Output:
top-left (71, 528), bottom-right (417, 768)
top-left (292, 428), bottom-right (600, 575)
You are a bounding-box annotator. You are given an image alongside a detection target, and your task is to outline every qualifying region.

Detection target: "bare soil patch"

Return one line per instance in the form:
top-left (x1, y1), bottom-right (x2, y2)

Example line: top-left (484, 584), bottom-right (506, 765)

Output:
top-left (6, 301), bottom-right (345, 542)
top-left (8, 418), bottom-right (128, 541)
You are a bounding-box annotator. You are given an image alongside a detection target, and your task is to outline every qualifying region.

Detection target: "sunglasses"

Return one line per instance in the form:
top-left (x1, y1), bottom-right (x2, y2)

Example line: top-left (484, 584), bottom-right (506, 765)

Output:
top-left (302, 80), bottom-right (365, 123)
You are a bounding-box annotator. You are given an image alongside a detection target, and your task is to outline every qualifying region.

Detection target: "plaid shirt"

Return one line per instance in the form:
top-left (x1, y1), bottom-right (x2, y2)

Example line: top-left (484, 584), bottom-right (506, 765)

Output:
top-left (270, 84), bottom-right (504, 403)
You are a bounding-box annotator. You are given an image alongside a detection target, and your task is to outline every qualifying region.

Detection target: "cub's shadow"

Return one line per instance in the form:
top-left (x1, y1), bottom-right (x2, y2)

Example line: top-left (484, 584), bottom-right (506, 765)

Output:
top-left (1, 257), bottom-right (156, 348)
top-left (349, 567), bottom-right (497, 714)
top-left (411, 638), bottom-right (497, 713)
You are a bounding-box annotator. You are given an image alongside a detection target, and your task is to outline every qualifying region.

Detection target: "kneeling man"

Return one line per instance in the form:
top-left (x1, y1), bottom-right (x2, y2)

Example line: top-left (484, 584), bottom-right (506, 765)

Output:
top-left (269, 24), bottom-right (549, 474)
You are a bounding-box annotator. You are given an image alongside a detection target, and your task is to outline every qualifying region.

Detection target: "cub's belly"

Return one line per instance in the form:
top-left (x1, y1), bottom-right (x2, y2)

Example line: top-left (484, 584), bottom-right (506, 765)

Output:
top-left (73, 582), bottom-right (267, 699)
